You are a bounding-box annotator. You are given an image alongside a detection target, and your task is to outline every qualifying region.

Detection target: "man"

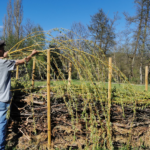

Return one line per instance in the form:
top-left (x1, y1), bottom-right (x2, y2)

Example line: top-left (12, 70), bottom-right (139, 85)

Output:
top-left (0, 40), bottom-right (38, 149)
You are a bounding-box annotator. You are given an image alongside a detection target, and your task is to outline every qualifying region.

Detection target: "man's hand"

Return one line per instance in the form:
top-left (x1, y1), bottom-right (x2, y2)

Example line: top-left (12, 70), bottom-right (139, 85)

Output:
top-left (31, 49), bottom-right (38, 56)
top-left (3, 51), bottom-right (9, 58)
top-left (15, 49), bottom-right (38, 65)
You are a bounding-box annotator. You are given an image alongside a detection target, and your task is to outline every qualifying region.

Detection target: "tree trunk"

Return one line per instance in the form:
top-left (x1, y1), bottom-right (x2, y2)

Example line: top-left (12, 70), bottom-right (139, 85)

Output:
top-left (139, 0), bottom-right (149, 84)
top-left (140, 63), bottom-right (142, 84)
top-left (131, 1), bottom-right (144, 78)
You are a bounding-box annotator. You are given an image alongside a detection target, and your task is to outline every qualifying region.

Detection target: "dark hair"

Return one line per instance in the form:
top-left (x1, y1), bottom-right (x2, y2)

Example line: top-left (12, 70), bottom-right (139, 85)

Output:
top-left (0, 40), bottom-right (6, 47)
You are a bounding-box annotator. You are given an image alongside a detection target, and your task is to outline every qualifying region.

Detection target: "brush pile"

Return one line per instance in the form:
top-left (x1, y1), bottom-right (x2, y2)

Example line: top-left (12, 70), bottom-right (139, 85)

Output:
top-left (5, 89), bottom-right (150, 150)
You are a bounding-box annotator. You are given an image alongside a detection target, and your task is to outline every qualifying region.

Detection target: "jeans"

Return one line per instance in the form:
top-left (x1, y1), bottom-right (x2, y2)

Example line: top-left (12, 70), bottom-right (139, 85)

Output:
top-left (0, 102), bottom-right (10, 150)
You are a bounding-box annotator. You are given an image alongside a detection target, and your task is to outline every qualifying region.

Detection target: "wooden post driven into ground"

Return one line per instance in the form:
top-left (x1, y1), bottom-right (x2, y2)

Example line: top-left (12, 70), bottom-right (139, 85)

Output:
top-left (145, 66), bottom-right (148, 91)
top-left (16, 65), bottom-right (19, 79)
top-left (68, 62), bottom-right (72, 86)
top-left (108, 57), bottom-right (112, 149)
top-left (108, 57), bottom-right (112, 122)
top-left (32, 57), bottom-right (36, 88)
top-left (47, 49), bottom-right (51, 149)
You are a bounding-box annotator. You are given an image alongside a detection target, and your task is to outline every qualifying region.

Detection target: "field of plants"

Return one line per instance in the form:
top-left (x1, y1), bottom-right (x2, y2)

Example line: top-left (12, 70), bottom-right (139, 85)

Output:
top-left (4, 29), bottom-right (150, 150)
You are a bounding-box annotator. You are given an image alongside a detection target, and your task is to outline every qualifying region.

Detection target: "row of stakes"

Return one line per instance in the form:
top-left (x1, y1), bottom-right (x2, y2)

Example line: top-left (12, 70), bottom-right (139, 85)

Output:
top-left (15, 51), bottom-right (149, 149)
top-left (15, 58), bottom-right (149, 92)
top-left (15, 57), bottom-right (72, 87)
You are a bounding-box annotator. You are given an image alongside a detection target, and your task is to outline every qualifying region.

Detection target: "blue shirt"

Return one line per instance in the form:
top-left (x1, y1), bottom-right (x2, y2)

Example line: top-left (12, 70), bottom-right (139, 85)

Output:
top-left (0, 59), bottom-right (16, 102)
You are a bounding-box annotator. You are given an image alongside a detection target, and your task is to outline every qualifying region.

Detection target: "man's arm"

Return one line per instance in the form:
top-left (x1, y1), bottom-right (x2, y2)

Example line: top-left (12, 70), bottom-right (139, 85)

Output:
top-left (15, 49), bottom-right (38, 65)
top-left (3, 51), bottom-right (9, 58)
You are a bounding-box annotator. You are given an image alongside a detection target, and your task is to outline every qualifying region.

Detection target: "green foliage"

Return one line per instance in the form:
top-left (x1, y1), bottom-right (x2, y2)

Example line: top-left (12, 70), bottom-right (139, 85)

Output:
top-left (50, 44), bottom-right (63, 77)
top-left (25, 25), bottom-right (46, 49)
top-left (23, 25), bottom-right (47, 79)
top-left (11, 78), bottom-right (27, 96)
top-left (72, 70), bottom-right (78, 79)
top-left (2, 34), bottom-right (25, 55)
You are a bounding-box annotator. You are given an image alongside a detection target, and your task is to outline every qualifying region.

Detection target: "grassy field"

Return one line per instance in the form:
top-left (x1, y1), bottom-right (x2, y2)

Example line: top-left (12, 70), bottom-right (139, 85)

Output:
top-left (34, 80), bottom-right (150, 92)
top-left (11, 79), bottom-right (150, 92)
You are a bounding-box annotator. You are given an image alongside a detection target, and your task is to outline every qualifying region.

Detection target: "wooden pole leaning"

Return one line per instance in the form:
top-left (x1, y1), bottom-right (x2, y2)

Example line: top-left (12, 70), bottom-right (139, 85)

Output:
top-left (68, 62), bottom-right (72, 86)
top-left (16, 65), bottom-right (19, 79)
top-left (47, 49), bottom-right (51, 149)
top-left (32, 57), bottom-right (36, 88)
top-left (145, 66), bottom-right (148, 91)
top-left (107, 57), bottom-right (112, 149)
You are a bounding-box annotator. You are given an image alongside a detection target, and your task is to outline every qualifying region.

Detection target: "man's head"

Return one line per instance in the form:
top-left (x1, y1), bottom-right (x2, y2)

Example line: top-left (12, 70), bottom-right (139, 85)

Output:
top-left (0, 40), bottom-right (6, 57)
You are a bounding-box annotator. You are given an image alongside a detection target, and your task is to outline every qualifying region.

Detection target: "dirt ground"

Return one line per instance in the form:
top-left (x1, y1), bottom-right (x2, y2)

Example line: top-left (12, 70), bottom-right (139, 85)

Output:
top-left (5, 90), bottom-right (150, 150)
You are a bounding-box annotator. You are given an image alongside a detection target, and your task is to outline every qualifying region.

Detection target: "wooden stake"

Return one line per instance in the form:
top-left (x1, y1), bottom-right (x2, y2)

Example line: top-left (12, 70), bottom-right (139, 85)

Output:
top-left (16, 65), bottom-right (19, 79)
top-left (145, 66), bottom-right (148, 91)
top-left (47, 49), bottom-right (51, 149)
top-left (32, 57), bottom-right (36, 88)
top-left (68, 62), bottom-right (72, 86)
top-left (108, 57), bottom-right (112, 122)
top-left (108, 57), bottom-right (112, 149)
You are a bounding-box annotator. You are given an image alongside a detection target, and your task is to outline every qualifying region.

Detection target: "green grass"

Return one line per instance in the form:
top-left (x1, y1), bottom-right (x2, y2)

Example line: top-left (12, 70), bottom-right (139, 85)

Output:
top-left (104, 82), bottom-right (150, 92)
top-left (34, 80), bottom-right (47, 86)
top-left (33, 80), bottom-right (150, 105)
top-left (33, 79), bottom-right (91, 87)
top-left (11, 79), bottom-right (150, 92)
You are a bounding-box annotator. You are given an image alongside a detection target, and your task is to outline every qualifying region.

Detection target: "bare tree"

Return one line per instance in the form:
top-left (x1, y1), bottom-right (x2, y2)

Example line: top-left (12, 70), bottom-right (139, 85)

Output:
top-left (24, 19), bottom-right (35, 35)
top-left (139, 0), bottom-right (149, 84)
top-left (3, 0), bottom-right (14, 38)
top-left (3, 15), bottom-right (7, 39)
top-left (13, 0), bottom-right (23, 40)
top-left (124, 0), bottom-right (147, 80)
top-left (69, 22), bottom-right (89, 39)
top-left (67, 22), bottom-right (89, 79)
top-left (67, 22), bottom-right (89, 51)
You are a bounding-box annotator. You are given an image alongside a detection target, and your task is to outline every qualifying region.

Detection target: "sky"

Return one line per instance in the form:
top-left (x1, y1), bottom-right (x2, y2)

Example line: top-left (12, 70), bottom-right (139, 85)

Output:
top-left (0, 0), bottom-right (136, 35)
